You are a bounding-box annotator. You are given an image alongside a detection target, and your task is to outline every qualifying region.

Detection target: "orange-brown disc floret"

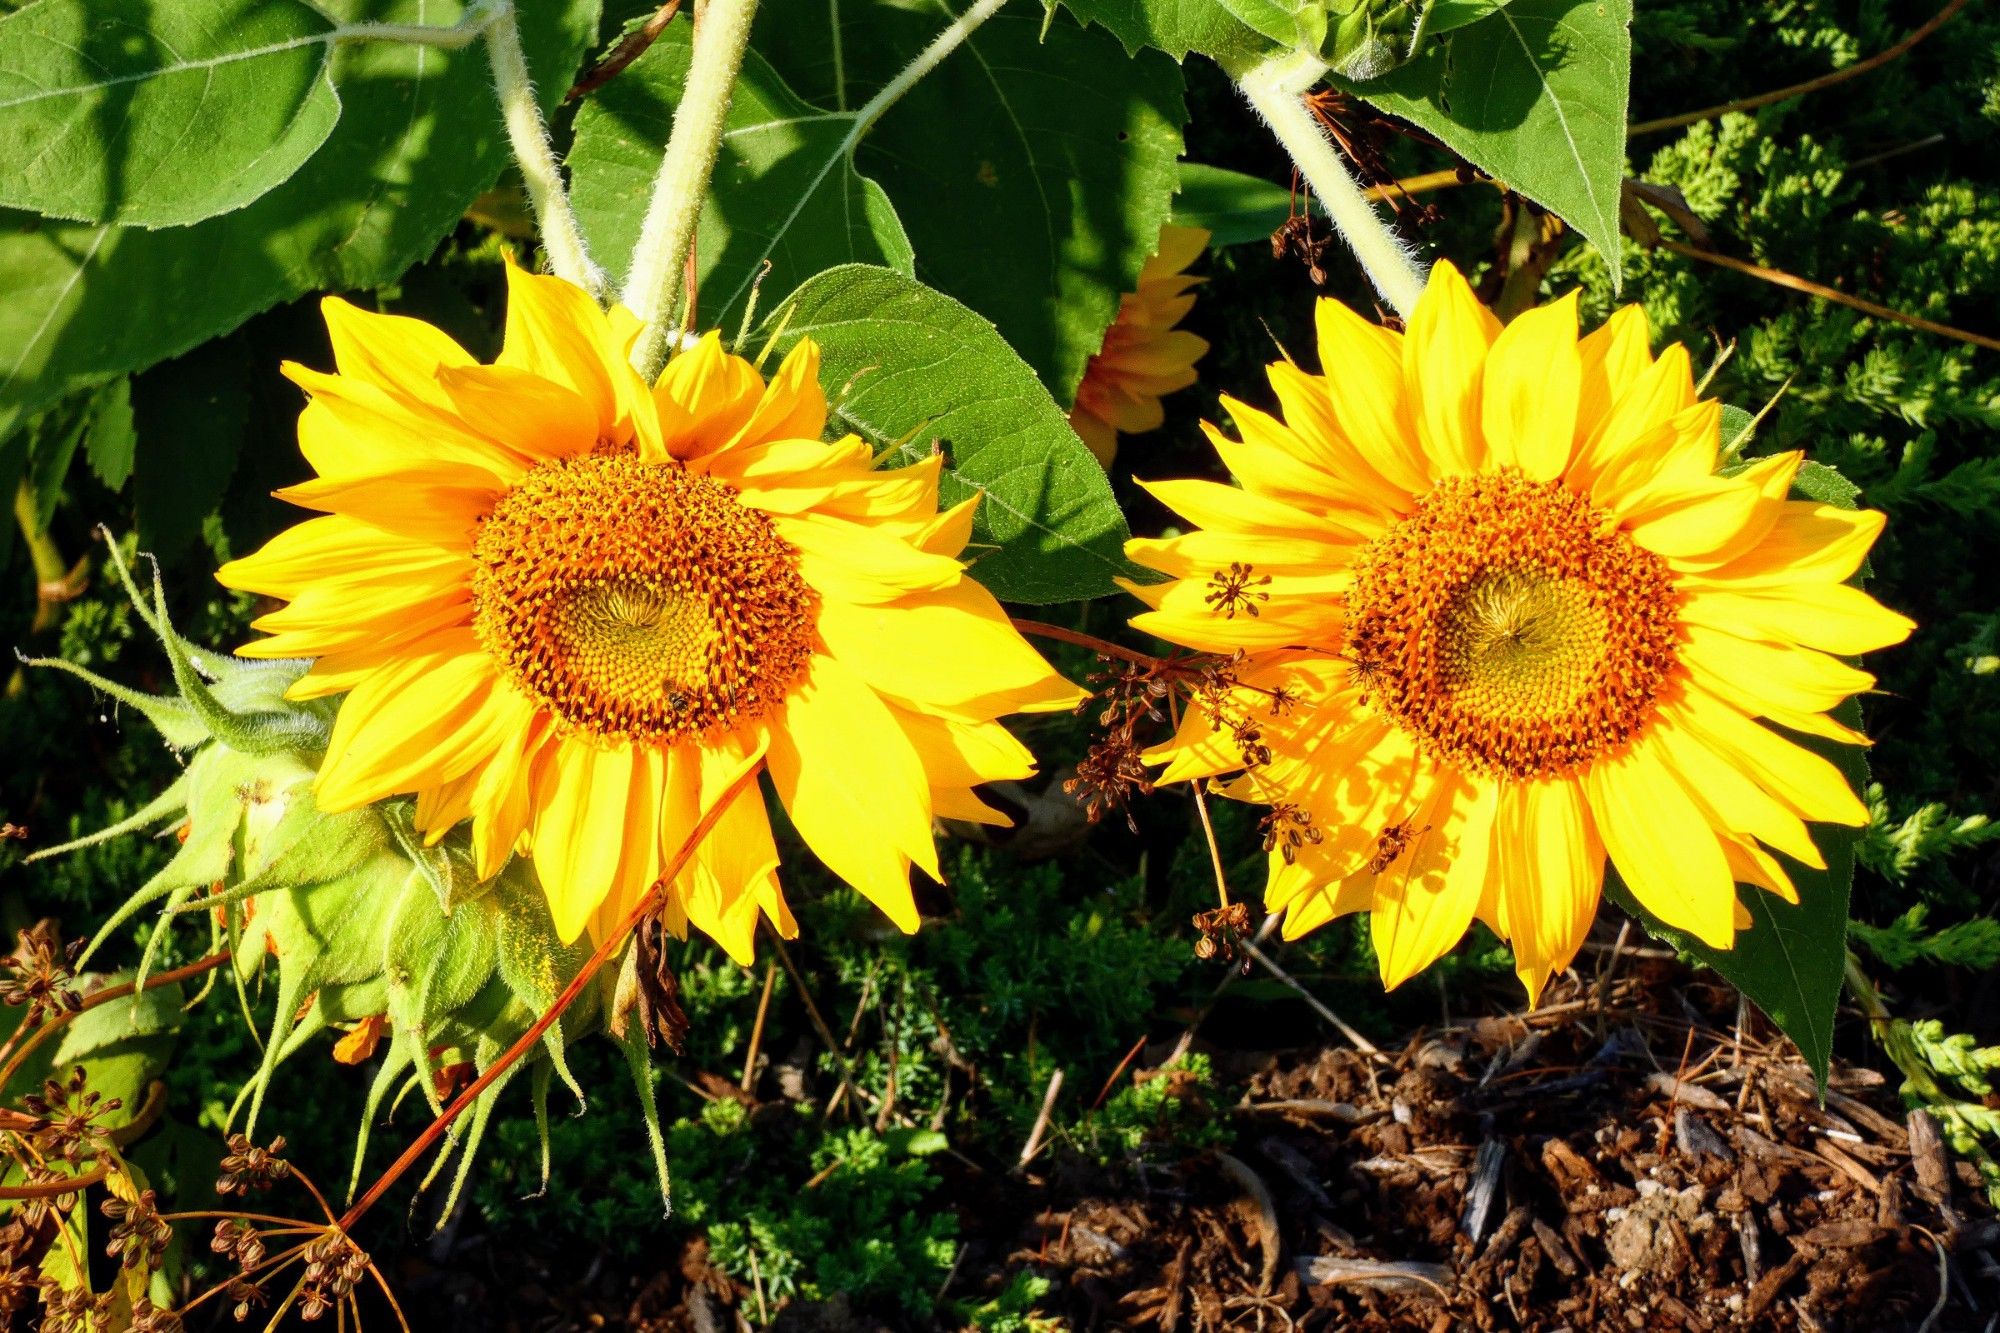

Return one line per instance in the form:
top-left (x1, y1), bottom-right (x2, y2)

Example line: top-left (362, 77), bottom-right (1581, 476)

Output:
top-left (1342, 472), bottom-right (1680, 780)
top-left (471, 454), bottom-right (818, 744)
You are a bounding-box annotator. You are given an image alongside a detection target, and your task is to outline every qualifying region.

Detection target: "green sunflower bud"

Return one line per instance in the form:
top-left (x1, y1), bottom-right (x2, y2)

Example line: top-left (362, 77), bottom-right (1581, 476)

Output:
top-left (30, 542), bottom-right (674, 1218)
top-left (1320, 0), bottom-right (1419, 81)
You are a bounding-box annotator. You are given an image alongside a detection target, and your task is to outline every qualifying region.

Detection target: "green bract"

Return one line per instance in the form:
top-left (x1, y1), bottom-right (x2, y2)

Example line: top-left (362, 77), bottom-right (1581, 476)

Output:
top-left (29, 545), bottom-right (672, 1215)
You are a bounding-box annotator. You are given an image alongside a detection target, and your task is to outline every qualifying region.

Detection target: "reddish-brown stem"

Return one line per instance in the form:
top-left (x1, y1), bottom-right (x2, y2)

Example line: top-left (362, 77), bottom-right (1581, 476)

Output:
top-left (1090, 1035), bottom-right (1150, 1112)
top-left (287, 1164), bottom-right (340, 1226)
top-left (0, 1159), bottom-right (108, 1199)
top-left (1009, 618), bottom-right (1160, 668)
top-left (564, 0), bottom-right (683, 100)
top-left (0, 951), bottom-right (229, 1093)
top-left (338, 763), bottom-right (763, 1230)
top-left (171, 1244), bottom-right (311, 1321)
top-left (367, 1257), bottom-right (414, 1333)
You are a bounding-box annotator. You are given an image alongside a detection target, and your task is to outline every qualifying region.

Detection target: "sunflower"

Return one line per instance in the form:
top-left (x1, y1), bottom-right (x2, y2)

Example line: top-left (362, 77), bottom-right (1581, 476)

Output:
top-left (1068, 224), bottom-right (1212, 467)
top-left (1125, 261), bottom-right (1912, 1001)
top-left (218, 261), bottom-right (1081, 961)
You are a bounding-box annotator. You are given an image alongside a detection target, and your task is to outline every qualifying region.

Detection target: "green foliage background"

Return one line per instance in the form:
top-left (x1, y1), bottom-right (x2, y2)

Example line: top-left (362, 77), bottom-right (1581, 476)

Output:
top-left (0, 0), bottom-right (1996, 1321)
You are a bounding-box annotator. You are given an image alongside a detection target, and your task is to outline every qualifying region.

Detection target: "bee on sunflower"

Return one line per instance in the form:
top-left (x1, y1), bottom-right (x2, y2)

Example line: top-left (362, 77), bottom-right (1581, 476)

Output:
top-left (218, 260), bottom-right (1081, 961)
top-left (1125, 261), bottom-right (1913, 1002)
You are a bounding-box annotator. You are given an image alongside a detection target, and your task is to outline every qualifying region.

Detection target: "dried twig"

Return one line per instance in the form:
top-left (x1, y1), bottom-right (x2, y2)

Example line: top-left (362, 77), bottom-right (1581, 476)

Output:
top-left (565, 0), bottom-right (684, 101)
top-left (1017, 1068), bottom-right (1064, 1169)
top-left (1657, 238), bottom-right (2000, 354)
top-left (1631, 0), bottom-right (1972, 136)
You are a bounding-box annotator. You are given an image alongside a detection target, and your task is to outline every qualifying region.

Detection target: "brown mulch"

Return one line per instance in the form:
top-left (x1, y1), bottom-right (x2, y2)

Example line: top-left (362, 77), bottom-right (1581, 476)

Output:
top-left (388, 956), bottom-right (2000, 1332)
top-left (1006, 957), bottom-right (2000, 1332)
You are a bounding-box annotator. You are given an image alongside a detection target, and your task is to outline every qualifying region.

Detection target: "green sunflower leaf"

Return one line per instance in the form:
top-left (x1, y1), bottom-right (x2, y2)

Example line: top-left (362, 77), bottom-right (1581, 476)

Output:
top-left (758, 264), bottom-right (1132, 603)
top-left (1420, 0), bottom-right (1517, 38)
top-left (0, 0), bottom-right (600, 443)
top-left (1353, 0), bottom-right (1632, 291)
top-left (0, 0), bottom-right (343, 228)
top-left (1054, 0), bottom-right (1274, 63)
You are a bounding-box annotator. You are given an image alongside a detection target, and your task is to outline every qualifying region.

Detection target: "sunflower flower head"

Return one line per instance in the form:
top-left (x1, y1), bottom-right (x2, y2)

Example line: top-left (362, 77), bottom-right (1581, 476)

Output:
top-left (1126, 261), bottom-right (1913, 1003)
top-left (1068, 224), bottom-right (1212, 467)
top-left (219, 260), bottom-right (1082, 961)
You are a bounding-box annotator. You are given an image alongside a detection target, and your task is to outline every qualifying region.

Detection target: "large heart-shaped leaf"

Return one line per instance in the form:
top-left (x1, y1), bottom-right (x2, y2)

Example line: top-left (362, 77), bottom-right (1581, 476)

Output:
top-left (568, 22), bottom-right (914, 336)
top-left (759, 265), bottom-right (1132, 603)
top-left (844, 7), bottom-right (1187, 402)
top-left (576, 2), bottom-right (1186, 404)
top-left (1356, 0), bottom-right (1631, 290)
top-left (0, 0), bottom-right (342, 228)
top-left (0, 0), bottom-right (600, 442)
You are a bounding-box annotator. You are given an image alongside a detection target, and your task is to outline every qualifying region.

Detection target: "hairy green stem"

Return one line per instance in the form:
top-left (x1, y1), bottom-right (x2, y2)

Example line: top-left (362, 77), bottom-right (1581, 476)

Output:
top-left (846, 0), bottom-right (1009, 143)
top-left (1236, 49), bottom-right (1427, 318)
top-left (623, 0), bottom-right (1011, 375)
top-left (336, 0), bottom-right (502, 49)
top-left (12, 478), bottom-right (67, 638)
top-left (483, 0), bottom-right (606, 295)
top-left (622, 0), bottom-right (765, 377)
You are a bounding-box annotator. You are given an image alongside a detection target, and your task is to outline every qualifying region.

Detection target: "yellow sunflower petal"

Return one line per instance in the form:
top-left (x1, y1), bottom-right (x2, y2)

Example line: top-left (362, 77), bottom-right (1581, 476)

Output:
top-left (1680, 582), bottom-right (1915, 655)
top-left (731, 340), bottom-right (827, 449)
top-left (1574, 304), bottom-right (1654, 444)
top-left (656, 331), bottom-right (765, 459)
top-left (320, 296), bottom-right (477, 417)
top-left (1690, 501), bottom-right (1885, 588)
top-left (435, 364), bottom-right (598, 461)
top-left (1672, 684), bottom-right (1868, 826)
top-left (496, 257), bottom-right (636, 445)
top-left (1648, 702), bottom-right (1826, 868)
top-left (1481, 291), bottom-right (1580, 481)
top-left (817, 579), bottom-right (1084, 718)
top-left (469, 713), bottom-right (552, 880)
top-left (1497, 779), bottom-right (1602, 1006)
top-left (313, 630), bottom-right (512, 810)
top-left (767, 653), bottom-right (936, 931)
top-left (1570, 344), bottom-right (1698, 495)
top-left (1371, 771), bottom-right (1498, 990)
top-left (1312, 297), bottom-right (1428, 496)
top-left (1403, 259), bottom-right (1499, 477)
top-left (583, 743), bottom-right (669, 945)
top-left (1582, 733), bottom-right (1736, 948)
top-left (531, 741), bottom-right (638, 944)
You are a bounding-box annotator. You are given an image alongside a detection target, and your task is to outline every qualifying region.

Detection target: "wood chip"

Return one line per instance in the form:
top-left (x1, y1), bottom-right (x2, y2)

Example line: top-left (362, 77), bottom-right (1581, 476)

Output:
top-left (1737, 1214), bottom-right (1762, 1286)
top-left (1744, 1251), bottom-right (1808, 1323)
top-left (1798, 1218), bottom-right (1888, 1249)
top-left (1238, 1098), bottom-right (1372, 1123)
top-left (1256, 1136), bottom-right (1334, 1210)
top-left (1215, 1151), bottom-right (1282, 1295)
top-left (1460, 1138), bottom-right (1507, 1244)
top-left (1647, 1071), bottom-right (1732, 1112)
top-left (1532, 1217), bottom-right (1582, 1279)
top-left (1815, 1138), bottom-right (1881, 1192)
top-left (1297, 1256), bottom-right (1452, 1295)
top-left (1910, 1109), bottom-right (1950, 1198)
top-left (1675, 1107), bottom-right (1734, 1160)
